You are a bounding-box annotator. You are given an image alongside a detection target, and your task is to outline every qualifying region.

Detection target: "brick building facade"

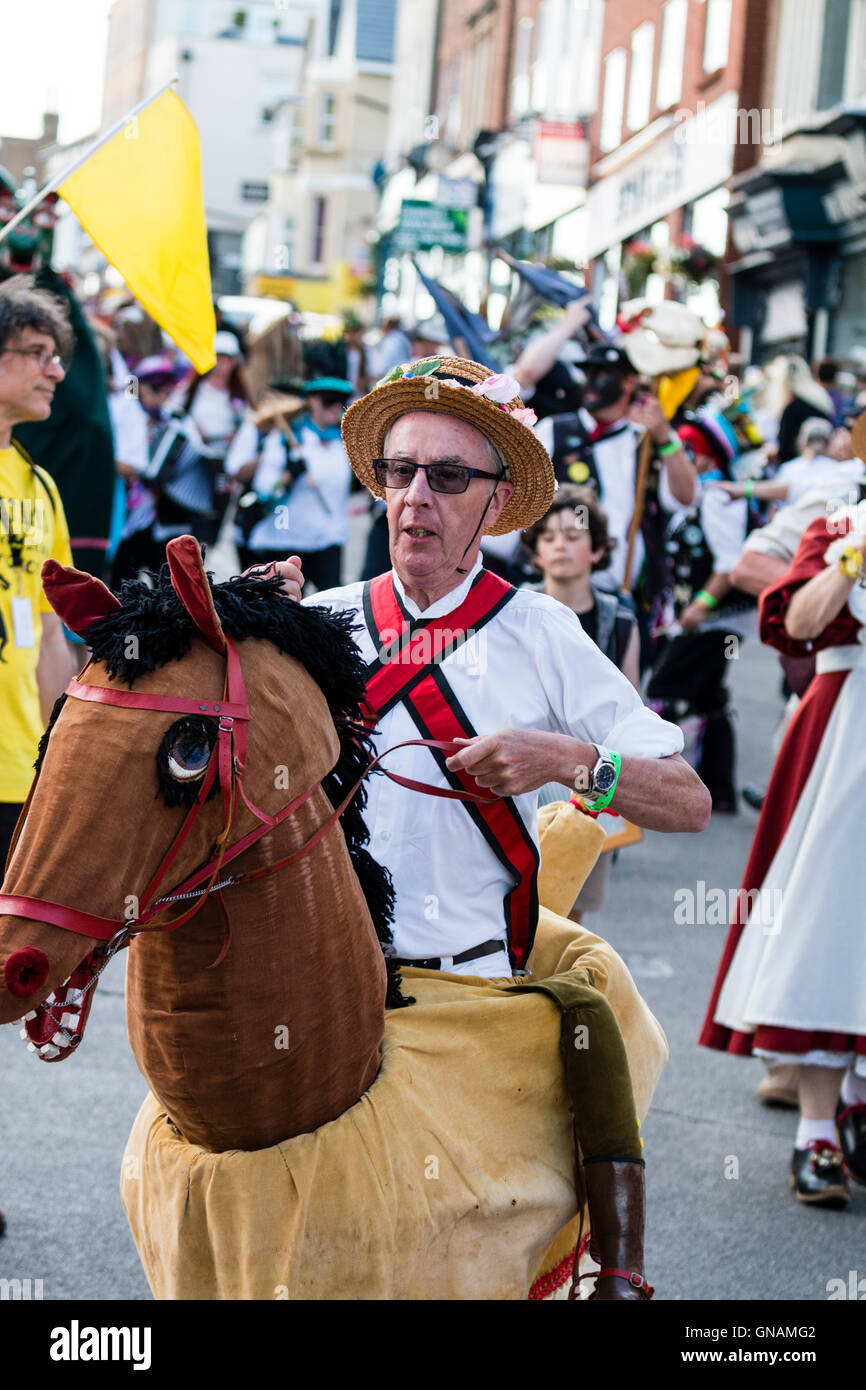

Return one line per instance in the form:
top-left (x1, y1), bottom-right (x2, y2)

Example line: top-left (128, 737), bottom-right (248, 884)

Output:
top-left (584, 0), bottom-right (771, 333)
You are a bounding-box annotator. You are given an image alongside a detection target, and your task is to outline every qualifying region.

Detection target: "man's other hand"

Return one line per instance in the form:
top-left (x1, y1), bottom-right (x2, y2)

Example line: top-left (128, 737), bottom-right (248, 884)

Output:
top-left (445, 729), bottom-right (565, 797)
top-left (242, 555), bottom-right (304, 601)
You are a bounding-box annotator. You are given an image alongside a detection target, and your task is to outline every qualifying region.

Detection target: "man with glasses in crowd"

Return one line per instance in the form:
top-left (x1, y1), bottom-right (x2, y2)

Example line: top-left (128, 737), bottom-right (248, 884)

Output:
top-left (0, 275), bottom-right (76, 868)
top-left (266, 355), bottom-right (710, 982)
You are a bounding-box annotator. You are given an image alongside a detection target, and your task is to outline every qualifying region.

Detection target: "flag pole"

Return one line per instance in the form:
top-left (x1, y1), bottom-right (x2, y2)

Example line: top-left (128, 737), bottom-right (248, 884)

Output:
top-left (0, 75), bottom-right (180, 247)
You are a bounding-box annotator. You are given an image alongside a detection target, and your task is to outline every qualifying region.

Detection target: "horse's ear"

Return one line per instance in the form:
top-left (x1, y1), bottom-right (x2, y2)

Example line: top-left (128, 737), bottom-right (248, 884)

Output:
top-left (166, 536), bottom-right (226, 654)
top-left (41, 559), bottom-right (121, 636)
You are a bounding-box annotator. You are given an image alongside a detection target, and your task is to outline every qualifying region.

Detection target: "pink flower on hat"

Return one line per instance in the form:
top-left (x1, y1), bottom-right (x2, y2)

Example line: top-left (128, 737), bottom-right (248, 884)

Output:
top-left (471, 373), bottom-right (521, 404)
top-left (510, 406), bottom-right (537, 427)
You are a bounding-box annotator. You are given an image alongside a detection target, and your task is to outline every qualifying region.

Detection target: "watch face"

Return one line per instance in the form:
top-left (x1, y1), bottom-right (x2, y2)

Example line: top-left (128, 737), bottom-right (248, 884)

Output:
top-left (593, 761), bottom-right (617, 793)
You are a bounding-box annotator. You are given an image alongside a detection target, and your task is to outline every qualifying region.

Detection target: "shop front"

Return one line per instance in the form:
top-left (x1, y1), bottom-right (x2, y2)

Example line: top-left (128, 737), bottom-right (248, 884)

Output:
top-left (728, 109), bottom-right (866, 364)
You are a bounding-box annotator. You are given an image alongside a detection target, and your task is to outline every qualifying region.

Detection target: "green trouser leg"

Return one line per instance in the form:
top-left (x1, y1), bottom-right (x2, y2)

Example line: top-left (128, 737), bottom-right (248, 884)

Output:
top-left (512, 970), bottom-right (651, 1299)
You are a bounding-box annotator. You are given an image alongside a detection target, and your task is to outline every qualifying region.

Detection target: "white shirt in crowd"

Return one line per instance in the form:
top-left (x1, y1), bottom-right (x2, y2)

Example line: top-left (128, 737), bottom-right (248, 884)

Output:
top-left (226, 418), bottom-right (351, 552)
top-left (534, 409), bottom-right (681, 591)
top-left (179, 380), bottom-right (241, 450)
top-left (304, 555), bottom-right (683, 975)
top-left (678, 483), bottom-right (753, 637)
top-left (774, 453), bottom-right (865, 508)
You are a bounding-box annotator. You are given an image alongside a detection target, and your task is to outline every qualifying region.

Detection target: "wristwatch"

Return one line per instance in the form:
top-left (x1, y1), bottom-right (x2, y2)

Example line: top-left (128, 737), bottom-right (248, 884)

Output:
top-left (575, 744), bottom-right (621, 813)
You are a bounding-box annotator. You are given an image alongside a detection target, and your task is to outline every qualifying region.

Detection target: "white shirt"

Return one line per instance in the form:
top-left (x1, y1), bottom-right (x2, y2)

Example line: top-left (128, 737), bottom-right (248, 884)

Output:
top-left (535, 409), bottom-right (681, 591)
top-left (775, 454), bottom-right (864, 507)
top-left (183, 381), bottom-right (240, 450)
top-left (227, 419), bottom-right (351, 551)
top-left (304, 557), bottom-right (683, 975)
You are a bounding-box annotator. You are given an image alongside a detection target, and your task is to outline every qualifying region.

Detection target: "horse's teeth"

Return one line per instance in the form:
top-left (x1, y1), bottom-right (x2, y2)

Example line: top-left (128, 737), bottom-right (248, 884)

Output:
top-left (39, 1043), bottom-right (60, 1059)
top-left (19, 1028), bottom-right (28, 1039)
top-left (64, 988), bottom-right (83, 1004)
top-left (51, 1031), bottom-right (69, 1046)
top-left (24, 1011), bottom-right (37, 1021)
top-left (26, 1042), bottom-right (37, 1052)
top-left (60, 1012), bottom-right (78, 1030)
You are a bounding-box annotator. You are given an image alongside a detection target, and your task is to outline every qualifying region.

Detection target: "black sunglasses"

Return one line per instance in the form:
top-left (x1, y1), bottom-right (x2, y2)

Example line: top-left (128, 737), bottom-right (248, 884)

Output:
top-left (372, 459), bottom-right (504, 495)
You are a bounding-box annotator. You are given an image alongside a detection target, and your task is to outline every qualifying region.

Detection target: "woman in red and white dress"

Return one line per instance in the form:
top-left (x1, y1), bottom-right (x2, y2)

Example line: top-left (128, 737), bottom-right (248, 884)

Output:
top-left (700, 491), bottom-right (866, 1207)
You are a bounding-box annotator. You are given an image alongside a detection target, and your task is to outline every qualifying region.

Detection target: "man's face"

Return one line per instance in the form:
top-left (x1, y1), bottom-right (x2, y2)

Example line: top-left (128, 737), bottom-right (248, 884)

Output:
top-left (384, 412), bottom-right (513, 583)
top-left (138, 378), bottom-right (173, 413)
top-left (0, 328), bottom-right (64, 425)
top-left (583, 366), bottom-right (635, 419)
top-left (307, 391), bottom-right (347, 428)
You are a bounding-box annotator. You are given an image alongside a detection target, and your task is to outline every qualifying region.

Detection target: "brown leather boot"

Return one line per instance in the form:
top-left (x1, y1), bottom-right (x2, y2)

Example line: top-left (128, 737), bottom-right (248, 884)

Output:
top-left (583, 1159), bottom-right (653, 1300)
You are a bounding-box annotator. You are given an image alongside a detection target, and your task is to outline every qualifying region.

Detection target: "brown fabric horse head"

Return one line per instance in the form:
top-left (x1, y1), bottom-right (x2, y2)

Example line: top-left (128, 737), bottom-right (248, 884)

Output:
top-left (0, 540), bottom-right (402, 1150)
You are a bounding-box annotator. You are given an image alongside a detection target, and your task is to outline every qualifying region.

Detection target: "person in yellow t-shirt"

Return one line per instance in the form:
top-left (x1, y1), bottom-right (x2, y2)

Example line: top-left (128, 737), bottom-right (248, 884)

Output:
top-left (0, 275), bottom-right (77, 868)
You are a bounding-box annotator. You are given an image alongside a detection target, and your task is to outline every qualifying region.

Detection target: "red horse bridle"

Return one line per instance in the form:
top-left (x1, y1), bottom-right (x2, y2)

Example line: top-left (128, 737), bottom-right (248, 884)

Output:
top-left (1, 633), bottom-right (498, 1052)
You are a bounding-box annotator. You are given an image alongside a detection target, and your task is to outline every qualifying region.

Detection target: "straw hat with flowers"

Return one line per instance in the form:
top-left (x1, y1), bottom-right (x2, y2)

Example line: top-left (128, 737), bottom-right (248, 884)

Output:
top-left (340, 355), bottom-right (555, 536)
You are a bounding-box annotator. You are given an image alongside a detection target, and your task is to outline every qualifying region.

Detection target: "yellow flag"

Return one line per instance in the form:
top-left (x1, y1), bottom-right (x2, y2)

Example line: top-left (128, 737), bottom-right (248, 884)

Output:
top-left (58, 90), bottom-right (216, 373)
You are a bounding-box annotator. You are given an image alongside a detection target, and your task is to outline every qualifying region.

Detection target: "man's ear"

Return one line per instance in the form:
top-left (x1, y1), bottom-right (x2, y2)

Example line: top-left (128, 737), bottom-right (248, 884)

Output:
top-left (487, 479), bottom-right (514, 528)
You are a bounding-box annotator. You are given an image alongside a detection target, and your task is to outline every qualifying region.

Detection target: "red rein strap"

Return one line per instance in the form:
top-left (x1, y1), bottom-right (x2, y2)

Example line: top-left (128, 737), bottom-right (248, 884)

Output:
top-left (0, 631), bottom-right (499, 946)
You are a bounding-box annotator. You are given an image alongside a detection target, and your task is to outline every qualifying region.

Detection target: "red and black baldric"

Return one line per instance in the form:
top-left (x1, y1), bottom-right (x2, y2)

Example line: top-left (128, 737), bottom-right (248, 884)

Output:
top-left (361, 569), bottom-right (540, 972)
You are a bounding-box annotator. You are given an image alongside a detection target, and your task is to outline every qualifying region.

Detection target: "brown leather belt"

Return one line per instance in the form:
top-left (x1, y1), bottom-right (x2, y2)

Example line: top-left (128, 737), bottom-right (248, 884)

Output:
top-left (391, 938), bottom-right (507, 972)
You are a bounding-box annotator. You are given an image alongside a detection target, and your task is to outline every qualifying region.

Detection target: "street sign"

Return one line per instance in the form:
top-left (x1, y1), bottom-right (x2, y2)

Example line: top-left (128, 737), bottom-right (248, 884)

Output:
top-left (437, 177), bottom-right (478, 211)
top-left (534, 121), bottom-right (589, 187)
top-left (392, 199), bottom-right (468, 253)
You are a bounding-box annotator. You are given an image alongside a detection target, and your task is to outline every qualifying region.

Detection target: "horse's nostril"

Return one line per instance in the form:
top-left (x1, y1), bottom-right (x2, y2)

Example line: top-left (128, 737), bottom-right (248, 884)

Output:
top-left (4, 946), bottom-right (50, 998)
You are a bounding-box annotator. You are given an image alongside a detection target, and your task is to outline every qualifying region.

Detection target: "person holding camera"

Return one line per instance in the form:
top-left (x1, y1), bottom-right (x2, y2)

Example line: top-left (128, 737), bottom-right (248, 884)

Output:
top-left (226, 377), bottom-right (354, 590)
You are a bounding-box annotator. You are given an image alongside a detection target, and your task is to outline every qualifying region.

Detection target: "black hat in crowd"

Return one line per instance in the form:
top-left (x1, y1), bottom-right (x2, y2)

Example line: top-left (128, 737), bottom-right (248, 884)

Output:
top-left (583, 343), bottom-right (637, 374)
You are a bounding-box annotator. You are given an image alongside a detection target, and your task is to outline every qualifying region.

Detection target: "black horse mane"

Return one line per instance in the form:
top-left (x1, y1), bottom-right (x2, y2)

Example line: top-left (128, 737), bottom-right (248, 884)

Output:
top-left (45, 567), bottom-right (410, 1009)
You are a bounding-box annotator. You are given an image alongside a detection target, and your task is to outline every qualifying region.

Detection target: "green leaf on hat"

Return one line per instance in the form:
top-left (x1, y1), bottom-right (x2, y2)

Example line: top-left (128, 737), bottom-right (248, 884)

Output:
top-left (376, 364), bottom-right (406, 386)
top-left (411, 358), bottom-right (442, 377)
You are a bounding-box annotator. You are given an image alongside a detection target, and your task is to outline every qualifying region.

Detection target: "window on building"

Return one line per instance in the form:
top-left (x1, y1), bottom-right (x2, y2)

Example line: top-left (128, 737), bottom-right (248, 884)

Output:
top-left (259, 72), bottom-right (292, 127)
top-left (439, 54), bottom-right (463, 144)
top-left (657, 0), bottom-right (687, 109)
top-left (531, 0), bottom-right (550, 112)
top-left (319, 92), bottom-right (337, 146)
top-left (327, 0), bottom-right (341, 56)
top-left (512, 17), bottom-right (534, 117)
top-left (179, 0), bottom-right (207, 36)
top-left (600, 47), bottom-right (627, 152)
top-left (311, 197), bottom-right (327, 266)
top-left (702, 0), bottom-right (732, 72)
top-left (626, 21), bottom-right (655, 130)
top-left (279, 219), bottom-right (295, 271)
top-left (817, 0), bottom-right (852, 108)
top-left (467, 30), bottom-right (492, 140)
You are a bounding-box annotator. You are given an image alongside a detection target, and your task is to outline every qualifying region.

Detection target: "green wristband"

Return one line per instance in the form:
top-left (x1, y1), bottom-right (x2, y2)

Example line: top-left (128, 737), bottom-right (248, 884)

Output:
top-left (657, 436), bottom-right (681, 457)
top-left (744, 479), bottom-right (755, 499)
top-left (694, 588), bottom-right (719, 610)
top-left (583, 749), bottom-right (621, 814)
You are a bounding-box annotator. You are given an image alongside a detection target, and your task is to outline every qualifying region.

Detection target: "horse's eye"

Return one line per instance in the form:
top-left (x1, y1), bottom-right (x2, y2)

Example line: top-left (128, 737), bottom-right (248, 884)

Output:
top-left (165, 719), bottom-right (214, 782)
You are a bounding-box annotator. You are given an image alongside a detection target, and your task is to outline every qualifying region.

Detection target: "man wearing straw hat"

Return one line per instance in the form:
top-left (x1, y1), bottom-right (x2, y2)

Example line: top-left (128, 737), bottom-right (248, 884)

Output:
top-left (267, 355), bottom-right (710, 980)
top-left (261, 355), bottom-right (710, 1301)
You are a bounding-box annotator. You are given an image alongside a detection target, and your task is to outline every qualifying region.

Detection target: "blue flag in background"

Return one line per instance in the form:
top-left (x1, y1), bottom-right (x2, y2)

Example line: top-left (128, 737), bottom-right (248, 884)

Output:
top-left (504, 257), bottom-right (588, 307)
top-left (503, 257), bottom-right (609, 340)
top-left (412, 262), bottom-right (500, 368)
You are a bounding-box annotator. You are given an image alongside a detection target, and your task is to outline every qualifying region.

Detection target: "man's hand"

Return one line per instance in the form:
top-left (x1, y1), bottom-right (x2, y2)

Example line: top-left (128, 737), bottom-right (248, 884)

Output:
top-left (677, 601), bottom-right (707, 633)
top-left (242, 555), bottom-right (304, 601)
top-left (560, 297), bottom-right (592, 336)
top-left (628, 392), bottom-right (673, 445)
top-left (445, 729), bottom-right (578, 797)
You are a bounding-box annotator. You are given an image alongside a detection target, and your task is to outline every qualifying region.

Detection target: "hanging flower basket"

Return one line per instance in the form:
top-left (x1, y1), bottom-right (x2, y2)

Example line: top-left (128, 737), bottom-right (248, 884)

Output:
top-left (621, 240), bottom-right (658, 298)
top-left (670, 235), bottom-right (720, 284)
